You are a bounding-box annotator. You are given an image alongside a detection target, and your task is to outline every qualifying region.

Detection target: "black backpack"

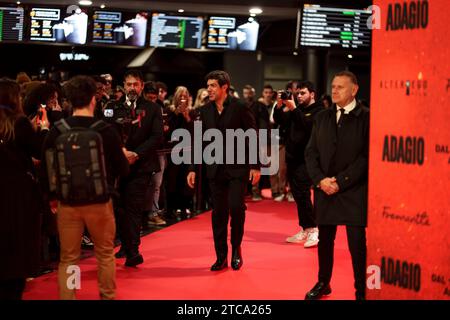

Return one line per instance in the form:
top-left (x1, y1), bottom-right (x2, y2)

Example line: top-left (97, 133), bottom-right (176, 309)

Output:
top-left (46, 119), bottom-right (110, 205)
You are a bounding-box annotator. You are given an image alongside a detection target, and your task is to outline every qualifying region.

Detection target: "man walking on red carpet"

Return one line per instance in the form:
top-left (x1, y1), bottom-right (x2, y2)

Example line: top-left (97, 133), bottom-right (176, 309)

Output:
top-left (304, 71), bottom-right (369, 300)
top-left (187, 70), bottom-right (260, 271)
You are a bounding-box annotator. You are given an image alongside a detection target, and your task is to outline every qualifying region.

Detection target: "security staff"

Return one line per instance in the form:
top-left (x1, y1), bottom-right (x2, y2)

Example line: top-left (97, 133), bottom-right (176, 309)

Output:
top-left (305, 71), bottom-right (369, 300)
top-left (103, 70), bottom-right (163, 267)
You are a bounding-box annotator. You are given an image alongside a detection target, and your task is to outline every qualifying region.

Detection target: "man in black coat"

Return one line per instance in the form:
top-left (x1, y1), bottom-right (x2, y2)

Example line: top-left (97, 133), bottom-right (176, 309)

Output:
top-left (304, 71), bottom-right (369, 300)
top-left (187, 70), bottom-right (260, 271)
top-left (274, 81), bottom-right (323, 248)
top-left (103, 70), bottom-right (163, 267)
top-left (242, 84), bottom-right (270, 201)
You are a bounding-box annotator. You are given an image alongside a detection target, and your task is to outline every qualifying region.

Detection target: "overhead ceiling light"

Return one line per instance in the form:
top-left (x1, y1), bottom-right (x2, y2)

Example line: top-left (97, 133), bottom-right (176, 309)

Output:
top-left (178, 9), bottom-right (185, 13)
top-left (249, 8), bottom-right (263, 15)
top-left (348, 54), bottom-right (353, 59)
top-left (78, 0), bottom-right (92, 6)
top-left (16, 1), bottom-right (21, 4)
top-left (100, 4), bottom-right (106, 9)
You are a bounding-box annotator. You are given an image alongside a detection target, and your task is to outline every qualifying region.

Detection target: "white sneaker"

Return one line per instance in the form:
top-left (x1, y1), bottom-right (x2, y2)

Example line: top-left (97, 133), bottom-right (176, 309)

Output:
top-left (287, 192), bottom-right (295, 202)
top-left (274, 194), bottom-right (285, 202)
top-left (304, 228), bottom-right (319, 248)
top-left (286, 228), bottom-right (308, 243)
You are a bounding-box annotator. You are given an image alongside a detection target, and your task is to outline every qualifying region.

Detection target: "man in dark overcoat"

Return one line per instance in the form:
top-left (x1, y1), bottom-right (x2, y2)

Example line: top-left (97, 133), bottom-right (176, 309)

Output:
top-left (304, 71), bottom-right (369, 300)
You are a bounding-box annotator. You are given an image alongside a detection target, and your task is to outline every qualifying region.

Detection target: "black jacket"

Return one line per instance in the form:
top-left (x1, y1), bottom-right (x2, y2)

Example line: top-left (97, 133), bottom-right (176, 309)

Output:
top-left (103, 96), bottom-right (163, 175)
top-left (274, 101), bottom-right (323, 165)
top-left (0, 117), bottom-right (44, 280)
top-left (305, 103), bottom-right (370, 226)
top-left (189, 95), bottom-right (258, 180)
top-left (249, 100), bottom-right (270, 130)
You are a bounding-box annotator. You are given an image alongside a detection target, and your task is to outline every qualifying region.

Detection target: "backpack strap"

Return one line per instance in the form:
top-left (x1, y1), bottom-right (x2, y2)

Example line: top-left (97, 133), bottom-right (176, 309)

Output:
top-left (54, 119), bottom-right (71, 133)
top-left (89, 120), bottom-right (110, 132)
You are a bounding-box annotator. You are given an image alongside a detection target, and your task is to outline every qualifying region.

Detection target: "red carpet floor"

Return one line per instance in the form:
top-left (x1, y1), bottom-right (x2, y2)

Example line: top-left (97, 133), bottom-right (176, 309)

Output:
top-left (23, 199), bottom-right (354, 300)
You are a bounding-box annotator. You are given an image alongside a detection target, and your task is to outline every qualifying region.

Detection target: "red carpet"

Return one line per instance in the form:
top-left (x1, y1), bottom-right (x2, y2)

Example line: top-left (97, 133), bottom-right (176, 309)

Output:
top-left (23, 198), bottom-right (354, 300)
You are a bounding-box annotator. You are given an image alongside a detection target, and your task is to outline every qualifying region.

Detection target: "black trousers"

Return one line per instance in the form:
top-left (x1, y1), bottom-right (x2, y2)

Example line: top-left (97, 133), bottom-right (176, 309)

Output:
top-left (287, 163), bottom-right (316, 229)
top-left (208, 172), bottom-right (247, 260)
top-left (0, 278), bottom-right (26, 300)
top-left (318, 225), bottom-right (367, 296)
top-left (116, 173), bottom-right (152, 258)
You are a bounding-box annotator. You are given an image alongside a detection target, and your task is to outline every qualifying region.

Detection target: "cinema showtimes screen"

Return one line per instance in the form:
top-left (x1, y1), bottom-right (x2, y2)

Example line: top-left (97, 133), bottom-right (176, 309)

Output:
top-left (300, 4), bottom-right (372, 49)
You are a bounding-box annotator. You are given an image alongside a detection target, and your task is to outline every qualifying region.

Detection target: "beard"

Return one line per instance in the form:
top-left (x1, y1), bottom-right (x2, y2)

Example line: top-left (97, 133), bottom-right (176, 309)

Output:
top-left (127, 90), bottom-right (138, 102)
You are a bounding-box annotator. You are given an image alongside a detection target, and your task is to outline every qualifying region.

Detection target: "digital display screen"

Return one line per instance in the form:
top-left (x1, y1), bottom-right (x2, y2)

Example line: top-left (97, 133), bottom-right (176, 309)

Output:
top-left (29, 7), bottom-right (88, 44)
top-left (300, 4), bottom-right (372, 49)
top-left (150, 13), bottom-right (203, 49)
top-left (91, 10), bottom-right (148, 46)
top-left (207, 16), bottom-right (259, 51)
top-left (0, 6), bottom-right (24, 41)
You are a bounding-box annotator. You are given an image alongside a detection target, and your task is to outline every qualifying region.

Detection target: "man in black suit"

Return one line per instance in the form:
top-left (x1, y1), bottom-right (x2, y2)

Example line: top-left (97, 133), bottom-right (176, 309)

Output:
top-left (187, 70), bottom-right (260, 271)
top-left (103, 70), bottom-right (163, 267)
top-left (304, 71), bottom-right (369, 300)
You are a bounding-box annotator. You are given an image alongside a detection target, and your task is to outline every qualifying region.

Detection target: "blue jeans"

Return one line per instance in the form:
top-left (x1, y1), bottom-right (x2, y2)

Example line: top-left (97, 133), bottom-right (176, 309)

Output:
top-left (145, 155), bottom-right (166, 216)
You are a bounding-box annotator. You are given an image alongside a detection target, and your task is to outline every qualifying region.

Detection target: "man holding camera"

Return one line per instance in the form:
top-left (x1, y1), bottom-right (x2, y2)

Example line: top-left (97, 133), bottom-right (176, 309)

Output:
top-left (274, 81), bottom-right (323, 248)
top-left (103, 70), bottom-right (163, 267)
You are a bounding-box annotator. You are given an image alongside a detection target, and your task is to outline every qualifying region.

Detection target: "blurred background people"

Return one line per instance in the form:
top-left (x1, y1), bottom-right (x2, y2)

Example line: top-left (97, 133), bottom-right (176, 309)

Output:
top-left (0, 78), bottom-right (48, 299)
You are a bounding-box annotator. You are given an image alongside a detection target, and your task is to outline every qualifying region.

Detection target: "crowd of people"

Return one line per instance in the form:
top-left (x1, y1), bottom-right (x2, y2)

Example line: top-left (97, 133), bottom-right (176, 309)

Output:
top-left (0, 68), bottom-right (368, 301)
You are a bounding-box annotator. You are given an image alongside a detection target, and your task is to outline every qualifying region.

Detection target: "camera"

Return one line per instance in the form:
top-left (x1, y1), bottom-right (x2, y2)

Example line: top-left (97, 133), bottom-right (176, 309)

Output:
top-left (37, 104), bottom-right (46, 119)
top-left (279, 90), bottom-right (292, 100)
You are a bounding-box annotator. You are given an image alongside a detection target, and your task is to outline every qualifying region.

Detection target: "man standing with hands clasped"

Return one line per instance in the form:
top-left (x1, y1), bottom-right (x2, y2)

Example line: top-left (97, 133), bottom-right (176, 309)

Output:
top-left (304, 71), bottom-right (369, 300)
top-left (187, 70), bottom-right (260, 271)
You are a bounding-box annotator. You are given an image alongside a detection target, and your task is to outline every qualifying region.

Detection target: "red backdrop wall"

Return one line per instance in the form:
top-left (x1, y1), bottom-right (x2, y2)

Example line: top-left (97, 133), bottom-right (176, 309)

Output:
top-left (368, 0), bottom-right (449, 299)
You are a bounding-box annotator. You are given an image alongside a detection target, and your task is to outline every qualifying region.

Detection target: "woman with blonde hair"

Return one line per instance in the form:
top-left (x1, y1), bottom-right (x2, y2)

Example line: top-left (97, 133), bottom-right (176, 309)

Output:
top-left (166, 86), bottom-right (195, 220)
top-left (170, 86), bottom-right (192, 118)
top-left (193, 88), bottom-right (208, 109)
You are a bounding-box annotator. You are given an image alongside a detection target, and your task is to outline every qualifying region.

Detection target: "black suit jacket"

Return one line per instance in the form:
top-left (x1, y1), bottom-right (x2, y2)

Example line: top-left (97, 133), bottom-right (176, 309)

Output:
top-left (305, 103), bottom-right (369, 226)
top-left (189, 95), bottom-right (258, 180)
top-left (103, 96), bottom-right (163, 175)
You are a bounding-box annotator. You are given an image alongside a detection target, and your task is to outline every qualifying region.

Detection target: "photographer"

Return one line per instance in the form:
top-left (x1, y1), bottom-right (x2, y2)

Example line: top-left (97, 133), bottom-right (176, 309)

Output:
top-left (270, 81), bottom-right (300, 202)
top-left (93, 75), bottom-right (111, 119)
top-left (103, 70), bottom-right (163, 267)
top-left (274, 81), bottom-right (323, 248)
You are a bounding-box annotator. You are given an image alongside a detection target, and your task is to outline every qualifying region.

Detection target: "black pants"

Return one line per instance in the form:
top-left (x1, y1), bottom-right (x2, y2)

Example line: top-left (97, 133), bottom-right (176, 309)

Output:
top-left (116, 173), bottom-right (152, 258)
top-left (166, 162), bottom-right (193, 213)
top-left (208, 173), bottom-right (247, 260)
top-left (0, 278), bottom-right (26, 300)
top-left (318, 225), bottom-right (367, 296)
top-left (287, 163), bottom-right (316, 229)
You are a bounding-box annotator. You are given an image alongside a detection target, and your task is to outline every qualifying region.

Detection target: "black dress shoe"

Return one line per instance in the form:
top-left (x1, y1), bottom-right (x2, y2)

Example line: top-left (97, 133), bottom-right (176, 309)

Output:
top-left (115, 248), bottom-right (126, 259)
top-left (231, 247), bottom-right (243, 270)
top-left (305, 282), bottom-right (332, 300)
top-left (125, 254), bottom-right (144, 267)
top-left (355, 291), bottom-right (366, 300)
top-left (210, 259), bottom-right (228, 271)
